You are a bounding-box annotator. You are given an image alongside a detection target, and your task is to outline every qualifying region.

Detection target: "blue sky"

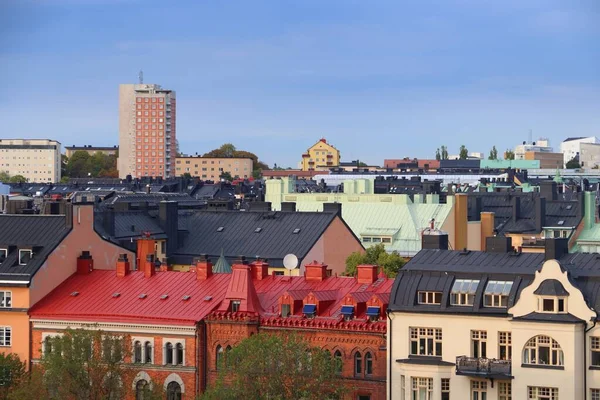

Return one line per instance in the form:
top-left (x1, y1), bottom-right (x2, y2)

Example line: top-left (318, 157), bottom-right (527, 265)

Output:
top-left (1, 0), bottom-right (598, 167)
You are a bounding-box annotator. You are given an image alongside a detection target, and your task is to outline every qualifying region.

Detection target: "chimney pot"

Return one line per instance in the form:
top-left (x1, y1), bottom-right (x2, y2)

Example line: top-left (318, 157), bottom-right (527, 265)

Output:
top-left (116, 253), bottom-right (130, 278)
top-left (196, 257), bottom-right (213, 280)
top-left (305, 262), bottom-right (329, 281)
top-left (76, 251), bottom-right (94, 274)
top-left (357, 264), bottom-right (378, 284)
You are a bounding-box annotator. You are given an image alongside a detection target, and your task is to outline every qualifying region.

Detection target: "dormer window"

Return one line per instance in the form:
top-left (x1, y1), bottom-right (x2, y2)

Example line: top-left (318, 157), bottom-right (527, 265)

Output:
top-left (341, 305), bottom-right (354, 321)
top-left (18, 249), bottom-right (32, 265)
top-left (231, 300), bottom-right (241, 312)
top-left (366, 306), bottom-right (381, 322)
top-left (303, 304), bottom-right (317, 319)
top-left (483, 281), bottom-right (513, 308)
top-left (539, 297), bottom-right (566, 313)
top-left (418, 291), bottom-right (442, 305)
top-left (281, 304), bottom-right (291, 317)
top-left (450, 279), bottom-right (479, 306)
top-left (0, 249), bottom-right (7, 263)
top-left (534, 279), bottom-right (569, 313)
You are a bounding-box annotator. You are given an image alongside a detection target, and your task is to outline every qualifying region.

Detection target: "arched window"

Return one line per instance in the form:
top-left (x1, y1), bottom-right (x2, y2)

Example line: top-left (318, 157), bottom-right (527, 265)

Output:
top-left (44, 337), bottom-right (52, 355)
top-left (354, 352), bottom-right (362, 376)
top-left (144, 341), bottom-right (152, 364)
top-left (176, 343), bottom-right (184, 365)
top-left (165, 342), bottom-right (173, 364)
top-left (166, 381), bottom-right (181, 400)
top-left (522, 335), bottom-right (564, 366)
top-left (135, 379), bottom-right (148, 400)
top-left (216, 345), bottom-right (223, 370)
top-left (334, 350), bottom-right (343, 374)
top-left (365, 352), bottom-right (373, 376)
top-left (134, 341), bottom-right (142, 363)
top-left (225, 345), bottom-right (232, 367)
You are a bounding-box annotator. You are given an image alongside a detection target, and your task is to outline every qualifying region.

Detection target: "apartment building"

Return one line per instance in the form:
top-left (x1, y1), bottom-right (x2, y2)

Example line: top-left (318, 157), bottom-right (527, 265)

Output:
top-left (301, 138), bottom-right (340, 171)
top-left (118, 84), bottom-right (176, 179)
top-left (175, 156), bottom-right (253, 180)
top-left (0, 139), bottom-right (61, 182)
top-left (388, 234), bottom-right (600, 400)
top-left (561, 137), bottom-right (600, 167)
top-left (65, 145), bottom-right (118, 158)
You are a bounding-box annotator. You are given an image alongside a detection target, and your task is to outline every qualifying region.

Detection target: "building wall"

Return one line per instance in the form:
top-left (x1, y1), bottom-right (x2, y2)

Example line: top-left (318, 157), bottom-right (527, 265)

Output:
top-left (175, 157), bottom-right (253, 180)
top-left (301, 139), bottom-right (340, 171)
top-left (524, 151), bottom-right (564, 169)
top-left (561, 137), bottom-right (600, 166)
top-left (0, 139), bottom-right (61, 182)
top-left (0, 287), bottom-right (30, 365)
top-left (580, 143), bottom-right (600, 169)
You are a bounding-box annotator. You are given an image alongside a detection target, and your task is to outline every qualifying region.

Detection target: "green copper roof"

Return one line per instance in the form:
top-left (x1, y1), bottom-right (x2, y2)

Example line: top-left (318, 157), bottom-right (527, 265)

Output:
top-left (213, 250), bottom-right (232, 274)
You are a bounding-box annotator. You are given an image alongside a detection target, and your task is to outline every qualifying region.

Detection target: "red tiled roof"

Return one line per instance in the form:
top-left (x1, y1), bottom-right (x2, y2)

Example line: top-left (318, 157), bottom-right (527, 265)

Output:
top-left (218, 265), bottom-right (262, 314)
top-left (349, 291), bottom-right (374, 303)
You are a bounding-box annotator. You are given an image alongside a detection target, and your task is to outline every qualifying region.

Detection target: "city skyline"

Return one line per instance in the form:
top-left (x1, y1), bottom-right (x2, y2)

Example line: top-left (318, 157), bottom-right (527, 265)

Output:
top-left (1, 0), bottom-right (598, 167)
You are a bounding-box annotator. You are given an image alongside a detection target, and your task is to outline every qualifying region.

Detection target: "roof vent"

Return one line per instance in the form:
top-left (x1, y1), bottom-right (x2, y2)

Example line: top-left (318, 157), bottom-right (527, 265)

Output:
top-left (204, 296), bottom-right (212, 302)
top-left (160, 294), bottom-right (169, 300)
top-left (216, 227), bottom-right (224, 232)
top-left (254, 227), bottom-right (262, 233)
top-left (112, 292), bottom-right (120, 298)
top-left (139, 293), bottom-right (147, 299)
top-left (566, 205), bottom-right (573, 210)
top-left (292, 228), bottom-right (301, 234)
top-left (182, 295), bottom-right (191, 301)
top-left (558, 220), bottom-right (565, 225)
top-left (70, 291), bottom-right (79, 297)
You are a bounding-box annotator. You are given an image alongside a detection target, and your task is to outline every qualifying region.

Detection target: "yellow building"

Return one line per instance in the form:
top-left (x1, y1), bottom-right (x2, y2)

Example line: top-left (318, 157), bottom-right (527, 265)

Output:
top-left (175, 156), bottom-right (253, 180)
top-left (300, 138), bottom-right (340, 171)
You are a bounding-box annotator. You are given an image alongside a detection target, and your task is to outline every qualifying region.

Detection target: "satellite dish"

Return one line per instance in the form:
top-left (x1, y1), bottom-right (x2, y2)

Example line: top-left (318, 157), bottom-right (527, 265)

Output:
top-left (283, 254), bottom-right (299, 270)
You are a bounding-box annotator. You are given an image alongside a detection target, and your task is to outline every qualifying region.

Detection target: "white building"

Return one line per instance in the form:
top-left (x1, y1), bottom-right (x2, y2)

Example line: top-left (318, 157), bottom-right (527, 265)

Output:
top-left (0, 139), bottom-right (61, 182)
top-left (514, 138), bottom-right (553, 160)
top-left (388, 235), bottom-right (600, 400)
top-left (448, 152), bottom-right (484, 160)
top-left (561, 137), bottom-right (600, 167)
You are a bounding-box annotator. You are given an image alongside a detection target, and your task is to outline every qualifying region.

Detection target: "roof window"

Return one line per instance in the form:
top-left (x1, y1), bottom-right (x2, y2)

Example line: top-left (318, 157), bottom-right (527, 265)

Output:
top-left (254, 228), bottom-right (262, 233)
top-left (112, 293), bottom-right (120, 298)
top-left (303, 304), bottom-right (317, 319)
top-left (0, 249), bottom-right (7, 264)
top-left (204, 296), bottom-right (212, 302)
top-left (366, 306), bottom-right (381, 321)
top-left (483, 280), bottom-right (513, 308)
top-left (70, 291), bottom-right (79, 297)
top-left (182, 295), bottom-right (191, 301)
top-left (418, 291), bottom-right (442, 305)
top-left (293, 228), bottom-right (301, 234)
top-left (341, 305), bottom-right (354, 321)
top-left (139, 293), bottom-right (147, 299)
top-left (18, 249), bottom-right (32, 265)
top-left (216, 227), bottom-right (224, 232)
top-left (160, 294), bottom-right (169, 300)
top-left (566, 205), bottom-right (573, 210)
top-left (557, 220), bottom-right (565, 225)
top-left (450, 279), bottom-right (479, 306)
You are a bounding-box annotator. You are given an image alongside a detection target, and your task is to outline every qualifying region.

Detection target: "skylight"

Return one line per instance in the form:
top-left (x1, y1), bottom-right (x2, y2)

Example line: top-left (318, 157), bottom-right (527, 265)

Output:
top-left (566, 205), bottom-right (572, 210)
top-left (217, 227), bottom-right (224, 232)
top-left (112, 293), bottom-right (120, 298)
top-left (254, 227), bottom-right (262, 233)
top-left (70, 291), bottom-right (79, 297)
top-left (160, 294), bottom-right (169, 300)
top-left (182, 295), bottom-right (191, 301)
top-left (293, 228), bottom-right (301, 234)
top-left (558, 220), bottom-right (565, 225)
top-left (204, 296), bottom-right (212, 302)
top-left (139, 294), bottom-right (147, 299)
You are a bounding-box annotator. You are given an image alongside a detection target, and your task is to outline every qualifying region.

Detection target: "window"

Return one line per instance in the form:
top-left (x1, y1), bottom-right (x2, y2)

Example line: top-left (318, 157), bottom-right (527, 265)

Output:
top-left (441, 378), bottom-right (450, 400)
top-left (592, 389), bottom-right (600, 400)
top-left (231, 300), bottom-right (241, 312)
top-left (166, 381), bottom-right (182, 400)
top-left (341, 305), bottom-right (354, 321)
top-left (135, 379), bottom-right (148, 400)
top-left (0, 291), bottom-right (11, 308)
top-left (354, 352), bottom-right (362, 376)
top-left (134, 341), bottom-right (142, 363)
top-left (539, 297), bottom-right (567, 313)
top-left (471, 380), bottom-right (487, 400)
top-left (144, 341), bottom-right (152, 363)
top-left (165, 342), bottom-right (173, 364)
top-left (499, 332), bottom-right (512, 360)
top-left (417, 291), bottom-right (442, 305)
top-left (365, 352), bottom-right (373, 375)
top-left (411, 377), bottom-right (432, 400)
top-left (528, 387), bottom-right (558, 400)
top-left (483, 281), bottom-right (512, 307)
top-left (400, 375), bottom-right (405, 400)
top-left (281, 304), bottom-right (290, 317)
top-left (216, 345), bottom-right (223, 370)
top-left (18, 249), bottom-right (32, 265)
top-left (523, 335), bottom-right (563, 367)
top-left (410, 327), bottom-right (442, 356)
top-left (451, 279), bottom-right (479, 306)
top-left (499, 382), bottom-right (512, 400)
top-left (176, 343), bottom-right (183, 365)
top-left (0, 327), bottom-right (11, 346)
top-left (592, 337), bottom-right (600, 366)
top-left (334, 350), bottom-right (342, 374)
top-left (471, 331), bottom-right (487, 358)
top-left (0, 249), bottom-right (7, 263)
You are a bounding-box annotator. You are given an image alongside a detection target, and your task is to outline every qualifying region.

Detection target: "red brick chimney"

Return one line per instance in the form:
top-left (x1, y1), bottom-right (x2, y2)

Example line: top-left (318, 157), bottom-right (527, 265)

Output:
top-left (357, 264), bottom-right (378, 285)
top-left (196, 255), bottom-right (213, 281)
top-left (305, 261), bottom-right (330, 282)
top-left (76, 251), bottom-right (93, 275)
top-left (250, 259), bottom-right (269, 280)
top-left (143, 255), bottom-right (156, 278)
top-left (116, 254), bottom-right (130, 278)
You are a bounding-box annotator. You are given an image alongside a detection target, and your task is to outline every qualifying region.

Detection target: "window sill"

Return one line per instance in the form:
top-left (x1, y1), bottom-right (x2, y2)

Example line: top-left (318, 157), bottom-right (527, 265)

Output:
top-left (521, 363), bottom-right (564, 370)
top-left (589, 366), bottom-right (600, 370)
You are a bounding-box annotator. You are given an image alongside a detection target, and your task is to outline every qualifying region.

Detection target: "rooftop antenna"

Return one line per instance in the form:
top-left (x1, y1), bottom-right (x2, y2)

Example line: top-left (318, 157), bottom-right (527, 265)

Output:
top-left (528, 129), bottom-right (532, 144)
top-left (138, 69), bottom-right (144, 84)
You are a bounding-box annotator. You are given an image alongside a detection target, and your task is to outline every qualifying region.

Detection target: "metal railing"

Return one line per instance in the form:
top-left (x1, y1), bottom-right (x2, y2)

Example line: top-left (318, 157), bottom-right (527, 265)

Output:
top-left (455, 356), bottom-right (511, 376)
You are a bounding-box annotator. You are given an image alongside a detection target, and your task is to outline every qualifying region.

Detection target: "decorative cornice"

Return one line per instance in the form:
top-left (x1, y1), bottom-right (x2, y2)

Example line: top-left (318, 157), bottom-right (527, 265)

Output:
top-left (30, 319), bottom-right (196, 336)
top-left (259, 316), bottom-right (387, 333)
top-left (205, 311), bottom-right (260, 323)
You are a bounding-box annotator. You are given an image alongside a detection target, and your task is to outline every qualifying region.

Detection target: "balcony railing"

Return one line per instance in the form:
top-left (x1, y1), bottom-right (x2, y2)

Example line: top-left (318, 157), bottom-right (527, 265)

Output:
top-left (455, 356), bottom-right (512, 378)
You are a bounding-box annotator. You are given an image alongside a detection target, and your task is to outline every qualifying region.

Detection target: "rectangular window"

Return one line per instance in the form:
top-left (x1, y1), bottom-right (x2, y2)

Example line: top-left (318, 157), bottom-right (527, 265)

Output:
top-left (400, 375), bottom-right (405, 400)
top-left (411, 377), bottom-right (432, 400)
top-left (471, 380), bottom-right (487, 400)
top-left (0, 291), bottom-right (11, 308)
top-left (528, 387), bottom-right (558, 400)
top-left (0, 327), bottom-right (11, 346)
top-left (410, 327), bottom-right (442, 356)
top-left (542, 298), bottom-right (554, 312)
top-left (231, 300), bottom-right (241, 312)
top-left (441, 378), bottom-right (450, 400)
top-left (499, 382), bottom-right (512, 400)
top-left (417, 291), bottom-right (442, 305)
top-left (0, 249), bottom-right (6, 263)
top-left (450, 279), bottom-right (479, 306)
top-left (18, 249), bottom-right (32, 265)
top-left (592, 389), bottom-right (600, 400)
top-left (483, 280), bottom-right (512, 307)
top-left (499, 332), bottom-right (512, 360)
top-left (591, 337), bottom-right (600, 366)
top-left (471, 331), bottom-right (487, 358)
top-left (281, 304), bottom-right (290, 317)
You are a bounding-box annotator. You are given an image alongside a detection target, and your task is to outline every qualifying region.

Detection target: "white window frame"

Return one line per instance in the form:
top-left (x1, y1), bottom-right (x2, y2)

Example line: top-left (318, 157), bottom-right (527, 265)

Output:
top-left (41, 332), bottom-right (64, 355)
top-left (538, 296), bottom-right (567, 314)
top-left (417, 291), bottom-right (442, 305)
top-left (132, 336), bottom-right (154, 364)
top-left (498, 331), bottom-right (512, 361)
top-left (522, 336), bottom-right (564, 367)
top-left (0, 248), bottom-right (7, 263)
top-left (471, 380), bottom-right (487, 400)
top-left (0, 291), bottom-right (12, 308)
top-left (528, 386), bottom-right (558, 399)
top-left (162, 338), bottom-right (185, 366)
top-left (409, 327), bottom-right (442, 357)
top-left (450, 279), bottom-right (479, 306)
top-left (499, 381), bottom-right (512, 400)
top-left (18, 249), bottom-right (32, 265)
top-left (483, 280), bottom-right (513, 308)
top-left (411, 377), bottom-right (432, 400)
top-left (471, 330), bottom-right (487, 358)
top-left (0, 326), bottom-right (11, 347)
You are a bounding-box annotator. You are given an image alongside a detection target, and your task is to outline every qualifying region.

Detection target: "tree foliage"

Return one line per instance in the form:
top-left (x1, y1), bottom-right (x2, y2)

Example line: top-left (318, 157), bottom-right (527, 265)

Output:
top-left (435, 148), bottom-right (441, 161)
top-left (440, 145), bottom-right (448, 160)
top-left (219, 171), bottom-right (233, 181)
top-left (201, 333), bottom-right (345, 400)
top-left (0, 353), bottom-right (26, 400)
top-left (345, 243), bottom-right (405, 277)
top-left (566, 157), bottom-right (581, 169)
top-left (459, 145), bottom-right (469, 160)
top-left (65, 151), bottom-right (118, 179)
top-left (488, 146), bottom-right (498, 160)
top-left (8, 175), bottom-right (26, 183)
top-left (203, 143), bottom-right (267, 179)
top-left (0, 172), bottom-right (10, 183)
top-left (504, 150), bottom-right (515, 160)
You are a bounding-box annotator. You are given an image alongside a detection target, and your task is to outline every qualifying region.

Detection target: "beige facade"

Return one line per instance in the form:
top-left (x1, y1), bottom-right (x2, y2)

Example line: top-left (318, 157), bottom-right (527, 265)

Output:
top-left (65, 145), bottom-right (118, 158)
top-left (525, 151), bottom-right (564, 169)
top-left (118, 84), bottom-right (176, 179)
top-left (175, 157), bottom-right (253, 180)
top-left (300, 138), bottom-right (340, 171)
top-left (0, 139), bottom-right (61, 182)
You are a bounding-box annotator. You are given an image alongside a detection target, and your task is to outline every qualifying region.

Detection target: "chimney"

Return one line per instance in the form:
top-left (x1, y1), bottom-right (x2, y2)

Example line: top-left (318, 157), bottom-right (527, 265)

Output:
top-left (422, 231), bottom-right (449, 250)
top-left (116, 254), bottom-right (130, 278)
top-left (159, 201), bottom-right (178, 257)
top-left (486, 236), bottom-right (512, 253)
top-left (305, 261), bottom-right (329, 281)
top-left (480, 212), bottom-right (495, 251)
top-left (540, 181), bottom-right (557, 201)
top-left (249, 202), bottom-right (271, 212)
top-left (511, 196), bottom-right (521, 221)
top-left (474, 197), bottom-right (482, 220)
top-left (196, 255), bottom-right (213, 280)
top-left (454, 194), bottom-right (468, 251)
top-left (250, 259), bottom-right (269, 280)
top-left (545, 238), bottom-right (569, 261)
top-left (281, 202), bottom-right (296, 212)
top-left (323, 202), bottom-right (342, 216)
top-left (65, 202), bottom-right (73, 229)
top-left (357, 264), bottom-right (378, 284)
top-left (535, 197), bottom-right (547, 233)
top-left (577, 192), bottom-right (584, 219)
top-left (76, 251), bottom-right (93, 274)
top-left (144, 254), bottom-right (156, 278)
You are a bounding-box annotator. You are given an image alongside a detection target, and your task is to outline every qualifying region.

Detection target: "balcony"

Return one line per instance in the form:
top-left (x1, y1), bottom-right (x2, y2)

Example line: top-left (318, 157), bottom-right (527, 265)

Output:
top-left (455, 356), bottom-right (512, 379)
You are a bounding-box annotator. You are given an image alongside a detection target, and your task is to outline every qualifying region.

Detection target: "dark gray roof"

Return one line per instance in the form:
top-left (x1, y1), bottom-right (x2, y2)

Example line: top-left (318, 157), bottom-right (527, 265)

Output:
top-left (396, 356), bottom-right (455, 366)
top-left (534, 279), bottom-right (569, 296)
top-left (171, 210), bottom-right (343, 266)
top-left (0, 215), bottom-right (71, 283)
top-left (513, 312), bottom-right (584, 323)
top-left (94, 211), bottom-right (166, 240)
top-left (103, 193), bottom-right (203, 207)
top-left (563, 137), bottom-right (586, 142)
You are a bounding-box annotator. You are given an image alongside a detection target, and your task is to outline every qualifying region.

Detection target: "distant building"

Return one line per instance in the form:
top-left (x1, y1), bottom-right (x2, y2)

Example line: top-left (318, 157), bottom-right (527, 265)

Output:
top-left (578, 142), bottom-right (600, 168)
top-left (118, 84), bottom-right (176, 179)
top-left (175, 156), bottom-right (253, 180)
top-left (0, 139), bottom-right (61, 182)
top-left (561, 137), bottom-right (600, 166)
top-left (524, 151), bottom-right (564, 169)
top-left (448, 152), bottom-right (483, 160)
top-left (384, 158), bottom-right (440, 171)
top-left (300, 138), bottom-right (340, 171)
top-left (514, 138), bottom-right (553, 159)
top-left (65, 145), bottom-right (118, 158)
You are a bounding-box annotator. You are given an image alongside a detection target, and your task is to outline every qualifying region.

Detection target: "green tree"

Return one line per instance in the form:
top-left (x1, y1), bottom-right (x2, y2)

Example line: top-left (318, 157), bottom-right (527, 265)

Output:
top-left (61, 154), bottom-right (68, 178)
top-left (440, 145), bottom-right (448, 160)
top-left (566, 157), bottom-right (581, 169)
top-left (0, 171), bottom-right (9, 183)
top-left (176, 139), bottom-right (182, 157)
top-left (65, 151), bottom-right (117, 178)
top-left (504, 150), bottom-right (515, 160)
top-left (459, 145), bottom-right (469, 160)
top-left (435, 148), bottom-right (441, 161)
top-left (219, 171), bottom-right (233, 181)
top-left (182, 172), bottom-right (193, 179)
top-left (201, 333), bottom-right (345, 400)
top-left (204, 144), bottom-right (267, 179)
top-left (488, 146), bottom-right (498, 160)
top-left (345, 243), bottom-right (405, 277)
top-left (8, 175), bottom-right (26, 183)
top-left (0, 353), bottom-right (26, 400)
